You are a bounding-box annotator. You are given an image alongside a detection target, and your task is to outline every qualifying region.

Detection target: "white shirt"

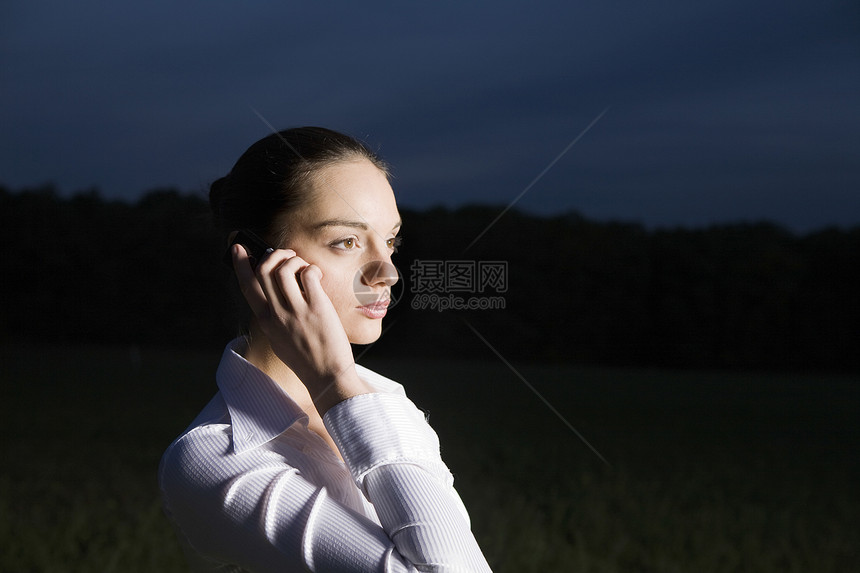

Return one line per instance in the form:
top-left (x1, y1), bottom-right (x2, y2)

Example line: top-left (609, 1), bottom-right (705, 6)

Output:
top-left (158, 339), bottom-right (493, 572)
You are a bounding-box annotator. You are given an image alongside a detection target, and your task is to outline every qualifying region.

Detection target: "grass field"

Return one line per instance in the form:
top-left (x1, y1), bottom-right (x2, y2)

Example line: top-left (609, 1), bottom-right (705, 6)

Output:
top-left (1, 343), bottom-right (857, 572)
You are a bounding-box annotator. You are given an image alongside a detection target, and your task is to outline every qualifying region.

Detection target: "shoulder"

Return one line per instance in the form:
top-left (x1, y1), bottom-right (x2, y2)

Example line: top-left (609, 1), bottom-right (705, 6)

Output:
top-left (159, 421), bottom-right (234, 495)
top-left (158, 390), bottom-right (246, 501)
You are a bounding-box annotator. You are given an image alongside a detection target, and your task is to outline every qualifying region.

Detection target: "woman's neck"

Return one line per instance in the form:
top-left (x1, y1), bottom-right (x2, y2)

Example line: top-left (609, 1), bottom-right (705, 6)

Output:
top-left (244, 325), bottom-right (317, 416)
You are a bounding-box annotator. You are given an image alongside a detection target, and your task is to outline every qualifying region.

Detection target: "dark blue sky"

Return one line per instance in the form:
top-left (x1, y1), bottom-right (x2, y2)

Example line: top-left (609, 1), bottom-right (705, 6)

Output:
top-left (2, 0), bottom-right (858, 231)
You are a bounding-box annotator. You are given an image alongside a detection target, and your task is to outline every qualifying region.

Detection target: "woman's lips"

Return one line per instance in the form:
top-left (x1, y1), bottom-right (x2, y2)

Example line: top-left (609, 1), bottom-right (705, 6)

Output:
top-left (358, 299), bottom-right (389, 319)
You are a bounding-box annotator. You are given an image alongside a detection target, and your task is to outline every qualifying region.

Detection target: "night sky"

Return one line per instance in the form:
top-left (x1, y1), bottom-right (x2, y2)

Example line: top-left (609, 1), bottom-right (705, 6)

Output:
top-left (2, 0), bottom-right (858, 232)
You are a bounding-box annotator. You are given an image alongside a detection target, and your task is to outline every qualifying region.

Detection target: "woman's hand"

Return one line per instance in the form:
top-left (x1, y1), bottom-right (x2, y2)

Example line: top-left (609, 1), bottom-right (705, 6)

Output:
top-left (232, 244), bottom-right (368, 412)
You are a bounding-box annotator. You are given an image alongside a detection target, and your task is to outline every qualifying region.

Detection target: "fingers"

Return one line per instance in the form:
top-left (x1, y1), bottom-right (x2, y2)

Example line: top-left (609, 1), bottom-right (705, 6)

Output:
top-left (298, 264), bottom-right (326, 306)
top-left (275, 256), bottom-right (309, 305)
top-left (235, 246), bottom-right (315, 319)
top-left (232, 244), bottom-right (269, 317)
top-left (258, 249), bottom-right (312, 310)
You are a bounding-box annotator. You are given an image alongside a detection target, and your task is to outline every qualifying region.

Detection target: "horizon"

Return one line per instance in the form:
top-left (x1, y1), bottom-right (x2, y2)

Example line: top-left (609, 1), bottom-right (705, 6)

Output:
top-left (3, 1), bottom-right (859, 233)
top-left (4, 180), bottom-right (858, 236)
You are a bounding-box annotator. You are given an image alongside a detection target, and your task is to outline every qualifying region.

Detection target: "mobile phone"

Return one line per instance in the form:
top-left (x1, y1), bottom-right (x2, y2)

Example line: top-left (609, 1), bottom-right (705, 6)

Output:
top-left (223, 229), bottom-right (274, 271)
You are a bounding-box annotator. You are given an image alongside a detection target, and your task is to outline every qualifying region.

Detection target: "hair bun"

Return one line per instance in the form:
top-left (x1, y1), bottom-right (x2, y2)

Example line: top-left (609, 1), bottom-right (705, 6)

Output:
top-left (209, 174), bottom-right (231, 218)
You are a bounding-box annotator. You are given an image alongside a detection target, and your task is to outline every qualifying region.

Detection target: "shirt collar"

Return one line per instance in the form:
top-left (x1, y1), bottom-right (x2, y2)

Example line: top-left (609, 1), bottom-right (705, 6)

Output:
top-left (215, 338), bottom-right (307, 455)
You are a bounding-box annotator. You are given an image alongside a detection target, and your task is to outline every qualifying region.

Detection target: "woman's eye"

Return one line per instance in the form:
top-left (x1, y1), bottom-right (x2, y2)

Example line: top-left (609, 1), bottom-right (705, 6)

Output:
top-left (387, 236), bottom-right (403, 252)
top-left (332, 237), bottom-right (357, 250)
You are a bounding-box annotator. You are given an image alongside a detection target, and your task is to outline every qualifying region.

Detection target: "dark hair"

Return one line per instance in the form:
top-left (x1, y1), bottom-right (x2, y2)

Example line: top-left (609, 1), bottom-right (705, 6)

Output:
top-left (209, 126), bottom-right (389, 246)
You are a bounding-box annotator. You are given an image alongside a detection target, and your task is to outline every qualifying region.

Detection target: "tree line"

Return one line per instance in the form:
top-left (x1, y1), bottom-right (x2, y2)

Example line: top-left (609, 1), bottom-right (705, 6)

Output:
top-left (2, 184), bottom-right (858, 371)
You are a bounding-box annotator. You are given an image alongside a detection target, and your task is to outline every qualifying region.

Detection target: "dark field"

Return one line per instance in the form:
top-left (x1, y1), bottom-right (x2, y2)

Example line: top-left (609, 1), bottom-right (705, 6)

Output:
top-left (1, 344), bottom-right (857, 572)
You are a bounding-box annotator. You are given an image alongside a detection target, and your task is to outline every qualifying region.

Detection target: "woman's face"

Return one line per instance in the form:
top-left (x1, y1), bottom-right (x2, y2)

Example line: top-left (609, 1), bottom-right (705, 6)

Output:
top-left (280, 158), bottom-right (401, 345)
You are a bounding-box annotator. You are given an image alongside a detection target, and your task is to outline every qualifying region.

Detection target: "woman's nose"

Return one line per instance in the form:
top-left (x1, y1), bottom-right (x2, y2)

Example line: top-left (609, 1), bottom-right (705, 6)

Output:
top-left (360, 259), bottom-right (399, 287)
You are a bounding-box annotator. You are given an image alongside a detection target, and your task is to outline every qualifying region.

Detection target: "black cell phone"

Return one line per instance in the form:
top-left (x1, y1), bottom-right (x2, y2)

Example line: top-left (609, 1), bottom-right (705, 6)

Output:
top-left (223, 229), bottom-right (274, 271)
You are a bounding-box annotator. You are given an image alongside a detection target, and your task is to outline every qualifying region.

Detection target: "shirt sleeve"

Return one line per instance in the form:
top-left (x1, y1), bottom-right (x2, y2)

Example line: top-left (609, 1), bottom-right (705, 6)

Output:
top-left (325, 392), bottom-right (491, 571)
top-left (159, 392), bottom-right (493, 572)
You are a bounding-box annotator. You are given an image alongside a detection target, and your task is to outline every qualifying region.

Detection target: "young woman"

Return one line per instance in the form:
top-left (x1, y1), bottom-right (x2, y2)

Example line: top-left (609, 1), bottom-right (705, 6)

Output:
top-left (158, 127), bottom-right (493, 572)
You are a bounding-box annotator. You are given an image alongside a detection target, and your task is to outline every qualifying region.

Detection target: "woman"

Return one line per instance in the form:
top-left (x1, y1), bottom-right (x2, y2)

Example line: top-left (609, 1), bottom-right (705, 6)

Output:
top-left (159, 127), bottom-right (493, 572)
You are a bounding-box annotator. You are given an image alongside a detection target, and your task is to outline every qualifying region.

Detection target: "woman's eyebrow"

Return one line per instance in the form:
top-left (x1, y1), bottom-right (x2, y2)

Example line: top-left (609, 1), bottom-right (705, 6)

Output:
top-left (313, 218), bottom-right (369, 231)
top-left (313, 218), bottom-right (402, 232)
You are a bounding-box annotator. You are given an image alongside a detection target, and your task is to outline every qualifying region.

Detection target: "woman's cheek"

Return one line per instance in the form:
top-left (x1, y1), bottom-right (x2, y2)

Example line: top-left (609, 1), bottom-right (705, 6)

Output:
top-left (319, 270), bottom-right (355, 311)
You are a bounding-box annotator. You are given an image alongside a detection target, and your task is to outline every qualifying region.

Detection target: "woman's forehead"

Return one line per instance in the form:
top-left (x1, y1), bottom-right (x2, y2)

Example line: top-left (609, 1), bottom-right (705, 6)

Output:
top-left (290, 160), bottom-right (400, 232)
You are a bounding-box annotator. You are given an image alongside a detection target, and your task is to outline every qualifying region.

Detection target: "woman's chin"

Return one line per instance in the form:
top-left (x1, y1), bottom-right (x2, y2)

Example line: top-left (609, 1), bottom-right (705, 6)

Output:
top-left (347, 322), bottom-right (384, 346)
